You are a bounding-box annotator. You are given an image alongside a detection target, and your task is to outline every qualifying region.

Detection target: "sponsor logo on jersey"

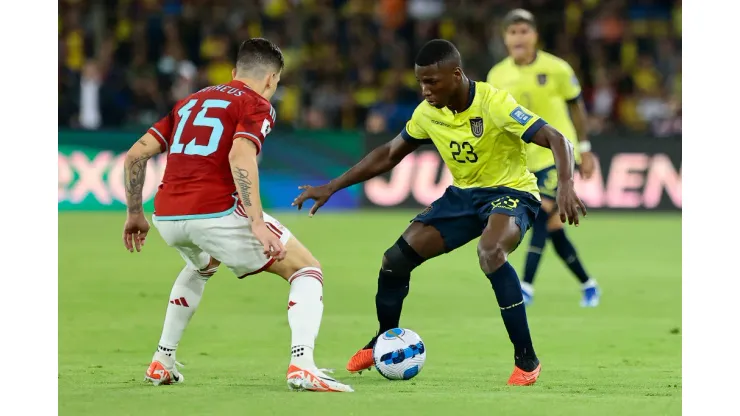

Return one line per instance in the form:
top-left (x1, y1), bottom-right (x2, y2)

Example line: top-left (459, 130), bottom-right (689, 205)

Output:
top-left (431, 119), bottom-right (451, 127)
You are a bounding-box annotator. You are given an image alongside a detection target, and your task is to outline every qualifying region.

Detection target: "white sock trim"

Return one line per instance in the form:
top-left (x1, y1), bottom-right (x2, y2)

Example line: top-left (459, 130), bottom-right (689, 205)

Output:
top-left (288, 267), bottom-right (323, 286)
top-left (198, 266), bottom-right (218, 277)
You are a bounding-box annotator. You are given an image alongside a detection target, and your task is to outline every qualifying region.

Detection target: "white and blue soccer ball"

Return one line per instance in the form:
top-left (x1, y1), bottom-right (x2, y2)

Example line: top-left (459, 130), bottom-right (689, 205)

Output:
top-left (372, 328), bottom-right (426, 380)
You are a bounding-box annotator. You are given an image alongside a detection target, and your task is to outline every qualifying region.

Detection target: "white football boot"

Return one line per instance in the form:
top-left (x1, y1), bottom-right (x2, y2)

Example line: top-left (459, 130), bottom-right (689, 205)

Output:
top-left (286, 365), bottom-right (354, 392)
top-left (144, 351), bottom-right (184, 386)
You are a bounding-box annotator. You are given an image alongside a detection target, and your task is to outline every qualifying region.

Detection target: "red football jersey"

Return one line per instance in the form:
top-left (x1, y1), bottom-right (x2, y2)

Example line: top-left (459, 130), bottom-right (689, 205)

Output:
top-left (148, 80), bottom-right (275, 219)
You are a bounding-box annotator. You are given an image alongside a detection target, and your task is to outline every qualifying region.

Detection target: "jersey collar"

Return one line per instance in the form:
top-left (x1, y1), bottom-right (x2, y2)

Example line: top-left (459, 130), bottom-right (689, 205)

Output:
top-left (455, 79), bottom-right (476, 114)
top-left (232, 79), bottom-right (254, 91)
top-left (513, 50), bottom-right (539, 67)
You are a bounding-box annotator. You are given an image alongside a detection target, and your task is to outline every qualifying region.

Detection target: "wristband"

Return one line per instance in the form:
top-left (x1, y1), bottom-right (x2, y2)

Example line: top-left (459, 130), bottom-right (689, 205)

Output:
top-left (579, 141), bottom-right (592, 153)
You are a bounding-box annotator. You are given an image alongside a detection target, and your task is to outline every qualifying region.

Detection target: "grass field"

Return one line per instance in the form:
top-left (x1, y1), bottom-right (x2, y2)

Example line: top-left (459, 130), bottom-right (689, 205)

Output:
top-left (59, 211), bottom-right (681, 416)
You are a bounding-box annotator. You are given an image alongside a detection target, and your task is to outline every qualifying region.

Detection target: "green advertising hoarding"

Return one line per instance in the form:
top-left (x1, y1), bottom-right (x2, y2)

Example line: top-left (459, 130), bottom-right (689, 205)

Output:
top-left (59, 129), bottom-right (365, 211)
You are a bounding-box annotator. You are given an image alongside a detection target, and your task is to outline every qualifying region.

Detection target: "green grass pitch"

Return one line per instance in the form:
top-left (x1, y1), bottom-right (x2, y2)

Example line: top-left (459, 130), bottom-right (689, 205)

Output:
top-left (59, 211), bottom-right (681, 415)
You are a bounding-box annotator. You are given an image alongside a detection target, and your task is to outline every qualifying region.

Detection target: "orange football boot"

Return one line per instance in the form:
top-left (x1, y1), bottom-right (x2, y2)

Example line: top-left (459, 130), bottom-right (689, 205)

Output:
top-left (346, 335), bottom-right (378, 373)
top-left (507, 362), bottom-right (541, 386)
top-left (346, 348), bottom-right (374, 373)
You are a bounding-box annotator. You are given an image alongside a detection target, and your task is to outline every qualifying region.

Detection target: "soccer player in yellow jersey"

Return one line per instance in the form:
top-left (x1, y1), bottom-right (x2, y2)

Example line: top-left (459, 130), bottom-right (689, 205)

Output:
top-left (293, 39), bottom-right (586, 386)
top-left (487, 9), bottom-right (600, 308)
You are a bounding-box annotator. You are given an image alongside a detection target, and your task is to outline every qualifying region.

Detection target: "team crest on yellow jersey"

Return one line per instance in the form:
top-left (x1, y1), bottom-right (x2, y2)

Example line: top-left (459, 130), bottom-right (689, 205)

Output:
top-left (537, 73), bottom-right (547, 85)
top-left (470, 117), bottom-right (484, 138)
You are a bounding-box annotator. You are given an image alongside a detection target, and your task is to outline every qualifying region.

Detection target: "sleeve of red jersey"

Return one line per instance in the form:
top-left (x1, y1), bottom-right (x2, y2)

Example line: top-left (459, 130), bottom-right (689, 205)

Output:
top-left (233, 99), bottom-right (275, 155)
top-left (148, 111), bottom-right (175, 153)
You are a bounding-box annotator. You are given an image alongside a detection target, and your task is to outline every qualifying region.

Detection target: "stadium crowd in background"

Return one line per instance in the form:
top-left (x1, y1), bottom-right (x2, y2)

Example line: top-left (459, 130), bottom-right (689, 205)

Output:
top-left (58, 0), bottom-right (681, 137)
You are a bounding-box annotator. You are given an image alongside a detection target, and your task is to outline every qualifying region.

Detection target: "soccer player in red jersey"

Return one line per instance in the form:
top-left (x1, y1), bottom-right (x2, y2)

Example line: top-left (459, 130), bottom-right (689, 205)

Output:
top-left (121, 38), bottom-right (353, 392)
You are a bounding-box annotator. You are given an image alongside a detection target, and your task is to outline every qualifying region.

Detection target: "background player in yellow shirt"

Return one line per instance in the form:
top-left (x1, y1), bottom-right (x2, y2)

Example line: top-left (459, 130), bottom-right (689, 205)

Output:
top-left (487, 9), bottom-right (600, 308)
top-left (293, 39), bottom-right (586, 386)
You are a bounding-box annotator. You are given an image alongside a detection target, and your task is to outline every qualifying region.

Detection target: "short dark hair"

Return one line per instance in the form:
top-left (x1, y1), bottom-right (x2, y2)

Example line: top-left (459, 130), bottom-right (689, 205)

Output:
top-left (503, 9), bottom-right (537, 30)
top-left (236, 38), bottom-right (284, 76)
top-left (414, 39), bottom-right (461, 67)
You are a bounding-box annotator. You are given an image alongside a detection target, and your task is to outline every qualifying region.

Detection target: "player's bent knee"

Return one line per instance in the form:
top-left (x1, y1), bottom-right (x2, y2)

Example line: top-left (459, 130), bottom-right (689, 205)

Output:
top-left (477, 244), bottom-right (508, 274)
top-left (267, 236), bottom-right (321, 280)
top-left (540, 198), bottom-right (555, 214)
top-left (196, 257), bottom-right (220, 278)
top-left (198, 266), bottom-right (218, 278)
top-left (381, 237), bottom-right (424, 277)
top-left (546, 213), bottom-right (564, 232)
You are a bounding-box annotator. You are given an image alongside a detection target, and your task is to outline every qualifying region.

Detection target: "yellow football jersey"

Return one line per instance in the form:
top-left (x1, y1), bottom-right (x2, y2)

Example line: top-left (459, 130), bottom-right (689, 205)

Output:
top-left (402, 81), bottom-right (544, 199)
top-left (486, 51), bottom-right (582, 172)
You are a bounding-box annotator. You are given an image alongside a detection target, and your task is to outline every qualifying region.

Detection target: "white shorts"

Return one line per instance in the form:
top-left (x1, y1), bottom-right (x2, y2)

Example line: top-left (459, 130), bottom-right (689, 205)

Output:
top-left (152, 210), bottom-right (292, 278)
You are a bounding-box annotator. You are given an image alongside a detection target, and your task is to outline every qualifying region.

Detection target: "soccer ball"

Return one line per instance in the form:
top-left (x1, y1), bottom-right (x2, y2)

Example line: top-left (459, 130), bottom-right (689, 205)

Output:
top-left (372, 328), bottom-right (426, 380)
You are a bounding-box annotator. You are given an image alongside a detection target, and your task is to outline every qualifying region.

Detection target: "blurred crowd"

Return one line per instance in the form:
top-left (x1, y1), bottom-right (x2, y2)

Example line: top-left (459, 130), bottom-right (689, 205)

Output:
top-left (59, 0), bottom-right (682, 136)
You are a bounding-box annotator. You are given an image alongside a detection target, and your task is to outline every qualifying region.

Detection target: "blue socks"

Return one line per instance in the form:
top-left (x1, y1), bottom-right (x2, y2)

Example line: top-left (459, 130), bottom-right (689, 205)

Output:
top-left (486, 262), bottom-right (536, 359)
top-left (523, 209), bottom-right (592, 287)
top-left (523, 211), bottom-right (548, 285)
top-left (550, 229), bottom-right (591, 284)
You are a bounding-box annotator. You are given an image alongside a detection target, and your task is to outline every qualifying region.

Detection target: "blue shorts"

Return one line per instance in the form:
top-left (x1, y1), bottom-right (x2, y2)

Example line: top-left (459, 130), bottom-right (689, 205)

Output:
top-left (412, 186), bottom-right (541, 253)
top-left (534, 166), bottom-right (558, 200)
top-left (533, 164), bottom-right (580, 201)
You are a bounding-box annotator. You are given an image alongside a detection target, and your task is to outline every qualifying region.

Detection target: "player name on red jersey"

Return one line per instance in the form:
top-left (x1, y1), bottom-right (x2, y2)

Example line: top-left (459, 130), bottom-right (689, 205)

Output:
top-left (197, 84), bottom-right (248, 97)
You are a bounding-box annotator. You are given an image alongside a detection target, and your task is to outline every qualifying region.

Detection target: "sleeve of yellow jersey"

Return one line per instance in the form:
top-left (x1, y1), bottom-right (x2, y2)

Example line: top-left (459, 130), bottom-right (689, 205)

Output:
top-left (556, 61), bottom-right (582, 103)
top-left (400, 105), bottom-right (433, 144)
top-left (485, 66), bottom-right (499, 87)
top-left (489, 90), bottom-right (548, 143)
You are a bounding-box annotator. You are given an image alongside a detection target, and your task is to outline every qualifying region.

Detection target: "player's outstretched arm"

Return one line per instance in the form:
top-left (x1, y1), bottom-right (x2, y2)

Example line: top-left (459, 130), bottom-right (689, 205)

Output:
top-left (229, 138), bottom-right (286, 260)
top-left (568, 97), bottom-right (595, 179)
top-left (124, 133), bottom-right (163, 214)
top-left (327, 135), bottom-right (420, 191)
top-left (558, 62), bottom-right (596, 179)
top-left (292, 135), bottom-right (420, 216)
top-left (122, 133), bottom-right (164, 252)
top-left (229, 138), bottom-right (264, 220)
top-left (531, 125), bottom-right (588, 225)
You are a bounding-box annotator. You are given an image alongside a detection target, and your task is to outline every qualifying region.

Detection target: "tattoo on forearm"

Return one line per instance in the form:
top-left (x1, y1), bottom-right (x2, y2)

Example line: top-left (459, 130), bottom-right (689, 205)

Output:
top-left (233, 167), bottom-right (253, 207)
top-left (125, 155), bottom-right (149, 213)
